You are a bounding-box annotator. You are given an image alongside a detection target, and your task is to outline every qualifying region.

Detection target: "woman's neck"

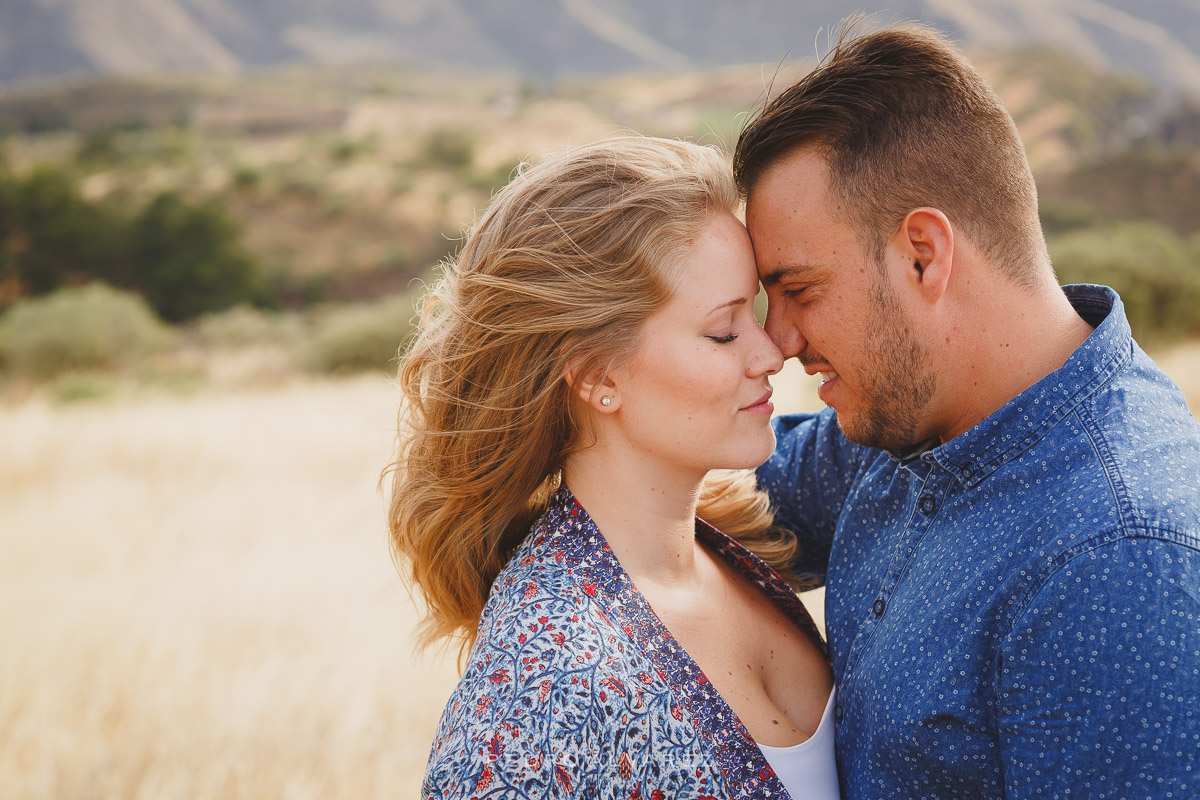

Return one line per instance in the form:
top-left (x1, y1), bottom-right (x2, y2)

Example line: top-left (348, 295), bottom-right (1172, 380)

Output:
top-left (562, 443), bottom-right (705, 588)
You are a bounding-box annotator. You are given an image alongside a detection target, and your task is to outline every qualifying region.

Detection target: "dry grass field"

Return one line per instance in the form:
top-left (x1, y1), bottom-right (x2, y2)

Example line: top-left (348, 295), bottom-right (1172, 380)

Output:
top-left (0, 376), bottom-right (458, 798)
top-left (1, 347), bottom-right (1196, 798)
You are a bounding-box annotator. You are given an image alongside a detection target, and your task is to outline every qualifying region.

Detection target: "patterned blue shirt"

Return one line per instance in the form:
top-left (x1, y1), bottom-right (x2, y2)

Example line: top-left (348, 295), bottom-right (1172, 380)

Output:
top-left (758, 285), bottom-right (1200, 799)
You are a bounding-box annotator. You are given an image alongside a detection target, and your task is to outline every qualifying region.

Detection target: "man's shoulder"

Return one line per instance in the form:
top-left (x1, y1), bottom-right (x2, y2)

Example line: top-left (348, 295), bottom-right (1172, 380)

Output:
top-left (1013, 346), bottom-right (1200, 553)
top-left (1077, 347), bottom-right (1200, 522)
top-left (963, 344), bottom-right (1200, 582)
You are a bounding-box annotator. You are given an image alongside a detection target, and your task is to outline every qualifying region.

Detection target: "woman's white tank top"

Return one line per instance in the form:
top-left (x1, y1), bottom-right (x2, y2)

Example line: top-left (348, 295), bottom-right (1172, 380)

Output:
top-left (755, 688), bottom-right (841, 799)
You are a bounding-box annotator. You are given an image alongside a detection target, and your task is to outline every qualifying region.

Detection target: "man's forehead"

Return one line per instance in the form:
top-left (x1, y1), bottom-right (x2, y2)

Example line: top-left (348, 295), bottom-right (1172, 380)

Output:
top-left (749, 148), bottom-right (831, 198)
top-left (747, 179), bottom-right (833, 243)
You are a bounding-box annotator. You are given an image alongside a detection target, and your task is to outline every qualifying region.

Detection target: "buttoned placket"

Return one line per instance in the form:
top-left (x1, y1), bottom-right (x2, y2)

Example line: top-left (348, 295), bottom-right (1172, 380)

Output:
top-left (837, 454), bottom-right (957, 719)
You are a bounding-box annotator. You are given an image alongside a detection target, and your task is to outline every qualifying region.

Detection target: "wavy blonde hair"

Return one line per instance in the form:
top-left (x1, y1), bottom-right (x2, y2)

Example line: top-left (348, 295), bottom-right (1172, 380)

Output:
top-left (386, 136), bottom-right (797, 653)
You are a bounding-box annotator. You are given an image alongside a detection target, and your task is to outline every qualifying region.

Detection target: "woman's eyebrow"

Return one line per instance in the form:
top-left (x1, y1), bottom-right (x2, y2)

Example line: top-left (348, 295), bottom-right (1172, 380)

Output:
top-left (706, 297), bottom-right (748, 315)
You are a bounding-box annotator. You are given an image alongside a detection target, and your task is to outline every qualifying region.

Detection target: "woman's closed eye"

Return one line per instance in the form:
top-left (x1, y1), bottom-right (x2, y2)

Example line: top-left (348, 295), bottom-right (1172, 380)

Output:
top-left (707, 333), bottom-right (739, 344)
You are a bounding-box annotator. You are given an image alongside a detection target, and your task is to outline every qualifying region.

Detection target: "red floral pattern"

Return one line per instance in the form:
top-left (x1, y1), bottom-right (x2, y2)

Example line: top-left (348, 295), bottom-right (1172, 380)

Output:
top-left (422, 485), bottom-right (825, 799)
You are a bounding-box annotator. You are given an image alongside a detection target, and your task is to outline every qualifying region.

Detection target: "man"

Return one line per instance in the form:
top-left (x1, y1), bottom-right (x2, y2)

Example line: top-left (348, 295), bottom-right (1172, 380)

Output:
top-left (735, 23), bottom-right (1200, 799)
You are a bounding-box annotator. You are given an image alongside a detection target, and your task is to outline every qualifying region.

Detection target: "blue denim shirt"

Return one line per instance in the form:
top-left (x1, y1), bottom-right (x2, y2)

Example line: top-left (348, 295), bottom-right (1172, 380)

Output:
top-left (758, 285), bottom-right (1200, 799)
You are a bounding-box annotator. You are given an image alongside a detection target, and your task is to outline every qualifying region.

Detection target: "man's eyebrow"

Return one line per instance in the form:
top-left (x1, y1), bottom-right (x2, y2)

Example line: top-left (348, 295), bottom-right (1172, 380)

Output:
top-left (760, 264), bottom-right (820, 287)
top-left (706, 297), bottom-right (748, 315)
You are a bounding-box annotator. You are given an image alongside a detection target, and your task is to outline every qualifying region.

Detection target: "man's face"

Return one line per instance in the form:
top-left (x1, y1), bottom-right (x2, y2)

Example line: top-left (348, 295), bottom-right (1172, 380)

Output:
top-left (745, 148), bottom-right (936, 451)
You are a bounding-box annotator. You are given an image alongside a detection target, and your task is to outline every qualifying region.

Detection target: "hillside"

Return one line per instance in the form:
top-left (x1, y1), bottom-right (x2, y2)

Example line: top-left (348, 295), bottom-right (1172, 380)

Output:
top-left (2, 0), bottom-right (1200, 95)
top-left (1, 42), bottom-right (1197, 309)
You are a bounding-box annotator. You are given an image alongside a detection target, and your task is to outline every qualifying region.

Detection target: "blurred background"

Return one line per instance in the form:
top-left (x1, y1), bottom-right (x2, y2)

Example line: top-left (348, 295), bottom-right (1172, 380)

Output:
top-left (1, 1), bottom-right (1198, 797)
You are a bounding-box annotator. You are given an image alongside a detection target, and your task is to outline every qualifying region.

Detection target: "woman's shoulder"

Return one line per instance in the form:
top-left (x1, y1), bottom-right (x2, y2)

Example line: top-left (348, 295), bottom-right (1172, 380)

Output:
top-left (483, 520), bottom-right (586, 622)
top-left (467, 498), bottom-right (626, 674)
top-left (479, 487), bottom-right (607, 623)
top-left (424, 530), bottom-right (651, 799)
top-left (696, 518), bottom-right (827, 654)
top-left (475, 552), bottom-right (609, 660)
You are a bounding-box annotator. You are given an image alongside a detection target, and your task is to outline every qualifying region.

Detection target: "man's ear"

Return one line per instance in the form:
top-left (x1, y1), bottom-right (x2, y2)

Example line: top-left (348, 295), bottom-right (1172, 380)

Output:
top-left (894, 207), bottom-right (954, 302)
top-left (564, 364), bottom-right (620, 412)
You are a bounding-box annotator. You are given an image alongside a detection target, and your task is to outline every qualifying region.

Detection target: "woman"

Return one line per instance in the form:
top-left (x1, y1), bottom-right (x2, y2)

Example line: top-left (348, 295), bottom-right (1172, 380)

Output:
top-left (387, 136), bottom-right (838, 799)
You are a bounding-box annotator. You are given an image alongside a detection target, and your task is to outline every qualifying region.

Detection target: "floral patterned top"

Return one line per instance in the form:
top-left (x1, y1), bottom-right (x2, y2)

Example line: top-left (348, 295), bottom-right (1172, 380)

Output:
top-left (422, 485), bottom-right (827, 800)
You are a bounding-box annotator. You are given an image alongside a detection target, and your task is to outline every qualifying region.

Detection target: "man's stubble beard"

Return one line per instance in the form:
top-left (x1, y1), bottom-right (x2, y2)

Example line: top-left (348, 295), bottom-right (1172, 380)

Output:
top-left (837, 271), bottom-right (937, 451)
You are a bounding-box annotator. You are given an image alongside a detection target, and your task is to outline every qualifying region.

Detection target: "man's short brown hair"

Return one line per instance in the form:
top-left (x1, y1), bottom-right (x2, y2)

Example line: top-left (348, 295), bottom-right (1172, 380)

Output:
top-left (734, 23), bottom-right (1047, 285)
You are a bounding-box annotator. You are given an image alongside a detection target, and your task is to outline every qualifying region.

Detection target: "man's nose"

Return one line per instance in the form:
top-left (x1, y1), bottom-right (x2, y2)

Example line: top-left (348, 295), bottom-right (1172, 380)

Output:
top-left (764, 306), bottom-right (806, 360)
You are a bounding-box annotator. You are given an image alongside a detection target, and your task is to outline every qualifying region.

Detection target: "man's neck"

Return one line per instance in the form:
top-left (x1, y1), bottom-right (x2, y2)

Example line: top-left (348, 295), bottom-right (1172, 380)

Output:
top-left (934, 279), bottom-right (1094, 444)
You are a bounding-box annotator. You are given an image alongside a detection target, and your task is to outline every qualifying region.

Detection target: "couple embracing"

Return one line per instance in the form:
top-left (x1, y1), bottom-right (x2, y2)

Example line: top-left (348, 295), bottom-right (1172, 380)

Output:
top-left (389, 24), bottom-right (1200, 800)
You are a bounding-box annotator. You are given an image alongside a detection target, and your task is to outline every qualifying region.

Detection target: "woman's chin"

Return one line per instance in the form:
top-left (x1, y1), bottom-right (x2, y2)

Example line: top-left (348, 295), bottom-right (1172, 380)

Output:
top-left (715, 436), bottom-right (776, 471)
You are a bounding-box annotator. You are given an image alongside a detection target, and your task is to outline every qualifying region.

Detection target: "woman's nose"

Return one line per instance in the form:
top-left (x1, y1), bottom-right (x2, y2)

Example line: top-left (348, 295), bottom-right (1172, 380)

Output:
top-left (748, 325), bottom-right (785, 377)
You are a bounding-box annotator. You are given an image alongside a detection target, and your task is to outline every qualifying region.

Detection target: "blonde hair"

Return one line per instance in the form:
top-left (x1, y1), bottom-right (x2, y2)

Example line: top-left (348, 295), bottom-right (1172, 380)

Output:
top-left (386, 136), bottom-right (796, 653)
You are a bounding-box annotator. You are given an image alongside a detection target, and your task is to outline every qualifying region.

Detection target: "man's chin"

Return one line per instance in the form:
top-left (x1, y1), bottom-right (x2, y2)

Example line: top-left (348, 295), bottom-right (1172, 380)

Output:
top-left (830, 407), bottom-right (869, 445)
top-left (833, 407), bottom-right (919, 452)
top-left (833, 410), bottom-right (868, 447)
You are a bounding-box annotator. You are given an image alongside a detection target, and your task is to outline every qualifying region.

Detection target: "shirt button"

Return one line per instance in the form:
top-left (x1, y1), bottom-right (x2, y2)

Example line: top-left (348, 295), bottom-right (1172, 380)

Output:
top-left (919, 495), bottom-right (937, 515)
top-left (872, 597), bottom-right (886, 617)
top-left (959, 465), bottom-right (973, 480)
top-left (834, 703), bottom-right (843, 723)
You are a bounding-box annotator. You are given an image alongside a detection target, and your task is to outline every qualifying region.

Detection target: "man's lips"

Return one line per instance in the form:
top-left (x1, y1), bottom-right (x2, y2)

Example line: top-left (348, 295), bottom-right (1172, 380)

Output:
top-left (815, 371), bottom-right (840, 404)
top-left (802, 363), bottom-right (839, 385)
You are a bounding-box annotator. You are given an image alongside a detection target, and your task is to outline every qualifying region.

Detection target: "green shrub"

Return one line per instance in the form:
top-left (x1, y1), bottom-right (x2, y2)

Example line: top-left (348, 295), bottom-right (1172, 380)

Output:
top-left (330, 138), bottom-right (372, 162)
top-left (420, 129), bottom-right (475, 171)
top-left (0, 166), bottom-right (126, 296)
top-left (128, 192), bottom-right (265, 322)
top-left (1039, 200), bottom-right (1100, 235)
top-left (0, 170), bottom-right (266, 321)
top-left (190, 305), bottom-right (303, 348)
top-left (76, 129), bottom-right (120, 164)
top-left (231, 165), bottom-right (262, 190)
top-left (1049, 222), bottom-right (1200, 343)
top-left (304, 293), bottom-right (420, 374)
top-left (51, 372), bottom-right (117, 403)
top-left (0, 283), bottom-right (170, 378)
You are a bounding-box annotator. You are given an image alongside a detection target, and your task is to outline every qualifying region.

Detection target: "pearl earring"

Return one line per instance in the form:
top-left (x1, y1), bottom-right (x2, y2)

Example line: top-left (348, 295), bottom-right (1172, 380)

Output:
top-left (600, 396), bottom-right (612, 406)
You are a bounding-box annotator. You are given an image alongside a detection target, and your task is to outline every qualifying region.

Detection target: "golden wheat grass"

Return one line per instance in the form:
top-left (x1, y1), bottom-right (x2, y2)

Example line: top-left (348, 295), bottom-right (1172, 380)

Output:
top-left (0, 376), bottom-right (459, 799)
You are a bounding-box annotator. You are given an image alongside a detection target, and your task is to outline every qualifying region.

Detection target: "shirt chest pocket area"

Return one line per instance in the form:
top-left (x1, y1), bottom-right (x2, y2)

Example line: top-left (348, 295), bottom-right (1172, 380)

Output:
top-left (854, 652), bottom-right (1000, 780)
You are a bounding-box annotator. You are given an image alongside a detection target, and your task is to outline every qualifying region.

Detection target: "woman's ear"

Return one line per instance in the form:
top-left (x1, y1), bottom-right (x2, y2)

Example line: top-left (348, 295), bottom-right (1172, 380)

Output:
top-left (894, 207), bottom-right (954, 302)
top-left (564, 365), bottom-right (620, 412)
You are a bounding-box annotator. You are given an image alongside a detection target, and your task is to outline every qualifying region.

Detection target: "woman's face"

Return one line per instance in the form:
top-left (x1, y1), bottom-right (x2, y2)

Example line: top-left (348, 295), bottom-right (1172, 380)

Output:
top-left (611, 211), bottom-right (784, 479)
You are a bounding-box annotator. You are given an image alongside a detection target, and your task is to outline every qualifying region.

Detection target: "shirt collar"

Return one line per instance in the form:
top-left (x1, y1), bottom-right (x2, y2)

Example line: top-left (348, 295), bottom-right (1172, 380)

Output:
top-left (895, 284), bottom-right (1131, 487)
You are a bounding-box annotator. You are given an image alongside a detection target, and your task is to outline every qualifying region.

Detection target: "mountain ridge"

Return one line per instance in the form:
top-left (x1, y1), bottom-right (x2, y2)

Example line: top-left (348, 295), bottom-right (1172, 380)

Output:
top-left (2, 0), bottom-right (1199, 95)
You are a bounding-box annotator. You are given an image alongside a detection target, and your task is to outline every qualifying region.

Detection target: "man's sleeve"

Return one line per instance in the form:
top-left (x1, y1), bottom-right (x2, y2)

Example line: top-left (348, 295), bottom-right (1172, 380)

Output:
top-left (758, 408), bottom-right (869, 584)
top-left (997, 534), bottom-right (1200, 799)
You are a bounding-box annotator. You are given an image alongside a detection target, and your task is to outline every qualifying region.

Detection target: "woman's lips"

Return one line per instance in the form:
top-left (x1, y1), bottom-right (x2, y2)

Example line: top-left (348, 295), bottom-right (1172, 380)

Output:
top-left (740, 390), bottom-right (774, 415)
